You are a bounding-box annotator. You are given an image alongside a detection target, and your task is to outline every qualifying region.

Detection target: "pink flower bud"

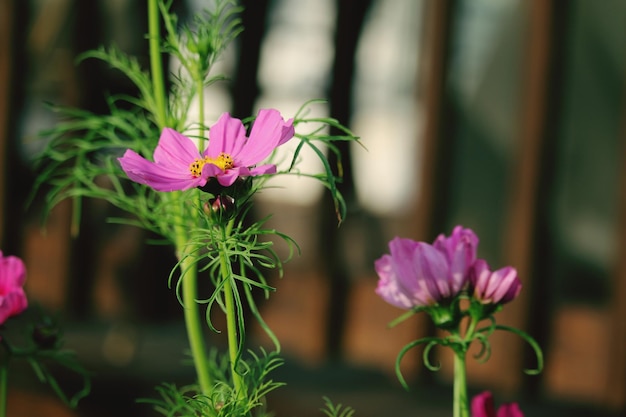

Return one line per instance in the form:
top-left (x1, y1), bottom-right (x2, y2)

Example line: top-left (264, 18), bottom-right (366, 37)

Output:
top-left (470, 259), bottom-right (522, 305)
top-left (471, 391), bottom-right (524, 417)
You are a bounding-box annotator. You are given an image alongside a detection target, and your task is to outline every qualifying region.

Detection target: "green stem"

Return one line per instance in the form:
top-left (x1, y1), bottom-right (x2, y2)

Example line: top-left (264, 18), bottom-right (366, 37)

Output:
top-left (0, 362), bottom-right (8, 417)
top-left (465, 315), bottom-right (479, 341)
top-left (148, 0), bottom-right (167, 128)
top-left (196, 76), bottom-right (206, 152)
top-left (179, 248), bottom-right (213, 395)
top-left (453, 349), bottom-right (469, 417)
top-left (218, 220), bottom-right (245, 398)
top-left (174, 199), bottom-right (213, 396)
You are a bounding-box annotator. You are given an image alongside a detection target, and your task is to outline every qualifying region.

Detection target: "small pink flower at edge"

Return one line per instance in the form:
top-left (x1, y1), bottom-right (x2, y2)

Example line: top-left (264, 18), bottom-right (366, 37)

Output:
top-left (0, 251), bottom-right (28, 325)
top-left (470, 259), bottom-right (522, 305)
top-left (472, 391), bottom-right (524, 417)
top-left (118, 109), bottom-right (295, 192)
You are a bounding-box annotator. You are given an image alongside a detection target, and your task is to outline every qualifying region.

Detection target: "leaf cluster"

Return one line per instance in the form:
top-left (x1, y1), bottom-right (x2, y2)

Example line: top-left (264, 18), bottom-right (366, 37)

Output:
top-left (320, 396), bottom-right (356, 417)
top-left (0, 309), bottom-right (91, 409)
top-left (141, 348), bottom-right (284, 417)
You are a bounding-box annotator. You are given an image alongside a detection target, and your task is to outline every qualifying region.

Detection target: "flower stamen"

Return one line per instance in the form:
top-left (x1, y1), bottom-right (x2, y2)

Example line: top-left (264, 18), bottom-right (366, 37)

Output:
top-left (189, 153), bottom-right (234, 177)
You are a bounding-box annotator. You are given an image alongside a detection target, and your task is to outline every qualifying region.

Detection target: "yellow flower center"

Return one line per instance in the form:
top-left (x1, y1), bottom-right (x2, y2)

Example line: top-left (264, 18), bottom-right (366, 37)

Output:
top-left (189, 153), bottom-right (234, 177)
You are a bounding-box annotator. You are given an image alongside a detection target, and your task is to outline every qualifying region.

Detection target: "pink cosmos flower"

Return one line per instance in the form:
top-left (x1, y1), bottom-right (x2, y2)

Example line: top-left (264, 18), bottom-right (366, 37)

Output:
top-left (471, 391), bottom-right (524, 417)
top-left (469, 259), bottom-right (521, 305)
top-left (118, 108), bottom-right (295, 191)
top-left (0, 251), bottom-right (28, 326)
top-left (374, 226), bottom-right (479, 308)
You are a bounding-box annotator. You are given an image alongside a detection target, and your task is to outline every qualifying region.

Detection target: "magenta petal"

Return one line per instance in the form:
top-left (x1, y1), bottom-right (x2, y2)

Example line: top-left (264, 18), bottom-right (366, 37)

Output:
top-left (489, 267), bottom-right (519, 303)
top-left (471, 391), bottom-right (496, 417)
top-left (215, 168), bottom-right (243, 187)
top-left (237, 109), bottom-right (295, 167)
top-left (0, 252), bottom-right (28, 325)
top-left (392, 239), bottom-right (445, 305)
top-left (0, 252), bottom-right (26, 290)
top-left (119, 150), bottom-right (206, 191)
top-left (496, 268), bottom-right (522, 304)
top-left (387, 238), bottom-right (422, 294)
top-left (470, 260), bottom-right (522, 305)
top-left (382, 238), bottom-right (431, 306)
top-left (248, 164), bottom-right (277, 176)
top-left (496, 403), bottom-right (524, 417)
top-left (471, 259), bottom-right (492, 300)
top-left (153, 128), bottom-right (202, 167)
top-left (375, 255), bottom-right (414, 309)
top-left (206, 113), bottom-right (248, 158)
top-left (0, 289), bottom-right (28, 324)
top-left (416, 243), bottom-right (452, 301)
top-left (434, 225), bottom-right (479, 291)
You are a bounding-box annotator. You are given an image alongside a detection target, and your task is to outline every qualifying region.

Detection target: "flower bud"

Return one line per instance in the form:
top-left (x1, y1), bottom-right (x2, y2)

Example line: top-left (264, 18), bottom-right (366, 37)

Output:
top-left (471, 391), bottom-right (524, 417)
top-left (469, 259), bottom-right (521, 306)
top-left (203, 195), bottom-right (236, 220)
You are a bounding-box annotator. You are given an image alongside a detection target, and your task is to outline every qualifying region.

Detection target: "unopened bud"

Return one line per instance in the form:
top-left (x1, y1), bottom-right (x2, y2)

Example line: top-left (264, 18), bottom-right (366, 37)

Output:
top-left (203, 195), bottom-right (236, 220)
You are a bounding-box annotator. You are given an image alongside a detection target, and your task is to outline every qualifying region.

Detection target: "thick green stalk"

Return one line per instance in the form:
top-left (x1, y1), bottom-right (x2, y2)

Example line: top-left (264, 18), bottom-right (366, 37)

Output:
top-left (173, 190), bottom-right (212, 395)
top-left (218, 220), bottom-right (245, 398)
top-left (148, 0), bottom-right (212, 396)
top-left (452, 314), bottom-right (479, 417)
top-left (174, 37), bottom-right (213, 397)
top-left (177, 240), bottom-right (213, 395)
top-left (0, 362), bottom-right (8, 417)
top-left (453, 349), bottom-right (469, 417)
top-left (196, 76), bottom-right (206, 152)
top-left (148, 0), bottom-right (167, 128)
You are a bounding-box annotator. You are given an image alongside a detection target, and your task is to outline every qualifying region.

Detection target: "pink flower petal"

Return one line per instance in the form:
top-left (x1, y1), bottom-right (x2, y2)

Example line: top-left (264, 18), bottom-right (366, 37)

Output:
top-left (413, 242), bottom-right (451, 301)
top-left (236, 109), bottom-right (295, 167)
top-left (374, 255), bottom-right (414, 309)
top-left (471, 391), bottom-right (496, 417)
top-left (248, 164), bottom-right (277, 176)
top-left (496, 403), bottom-right (524, 417)
top-left (0, 251), bottom-right (26, 291)
top-left (489, 267), bottom-right (520, 303)
top-left (154, 128), bottom-right (203, 167)
top-left (119, 150), bottom-right (206, 191)
top-left (0, 251), bottom-right (28, 325)
top-left (205, 113), bottom-right (248, 158)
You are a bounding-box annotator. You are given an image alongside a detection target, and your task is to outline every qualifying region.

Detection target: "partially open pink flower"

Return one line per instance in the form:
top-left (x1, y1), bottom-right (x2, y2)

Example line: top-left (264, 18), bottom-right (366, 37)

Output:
top-left (118, 109), bottom-right (294, 191)
top-left (375, 226), bottom-right (479, 309)
top-left (469, 259), bottom-right (521, 305)
top-left (0, 251), bottom-right (28, 325)
top-left (472, 391), bottom-right (524, 417)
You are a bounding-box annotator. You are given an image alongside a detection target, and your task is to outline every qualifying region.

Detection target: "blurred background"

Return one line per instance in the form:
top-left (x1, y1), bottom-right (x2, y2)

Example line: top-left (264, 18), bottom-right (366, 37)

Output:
top-left (1, 0), bottom-right (625, 416)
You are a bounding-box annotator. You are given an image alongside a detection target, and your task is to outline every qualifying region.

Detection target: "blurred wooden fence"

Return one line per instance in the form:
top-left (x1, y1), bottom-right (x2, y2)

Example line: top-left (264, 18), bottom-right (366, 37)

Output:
top-left (1, 0), bottom-right (625, 415)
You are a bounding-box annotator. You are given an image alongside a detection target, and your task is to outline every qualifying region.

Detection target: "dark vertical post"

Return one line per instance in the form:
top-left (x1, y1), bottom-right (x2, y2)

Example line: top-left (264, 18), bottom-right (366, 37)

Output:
top-left (0, 0), bottom-right (31, 255)
top-left (607, 78), bottom-right (626, 411)
top-left (321, 0), bottom-right (372, 360)
top-left (231, 0), bottom-right (270, 120)
top-left (503, 0), bottom-right (568, 395)
top-left (410, 0), bottom-right (457, 242)
top-left (0, 0), bottom-right (14, 248)
top-left (407, 0), bottom-right (457, 385)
